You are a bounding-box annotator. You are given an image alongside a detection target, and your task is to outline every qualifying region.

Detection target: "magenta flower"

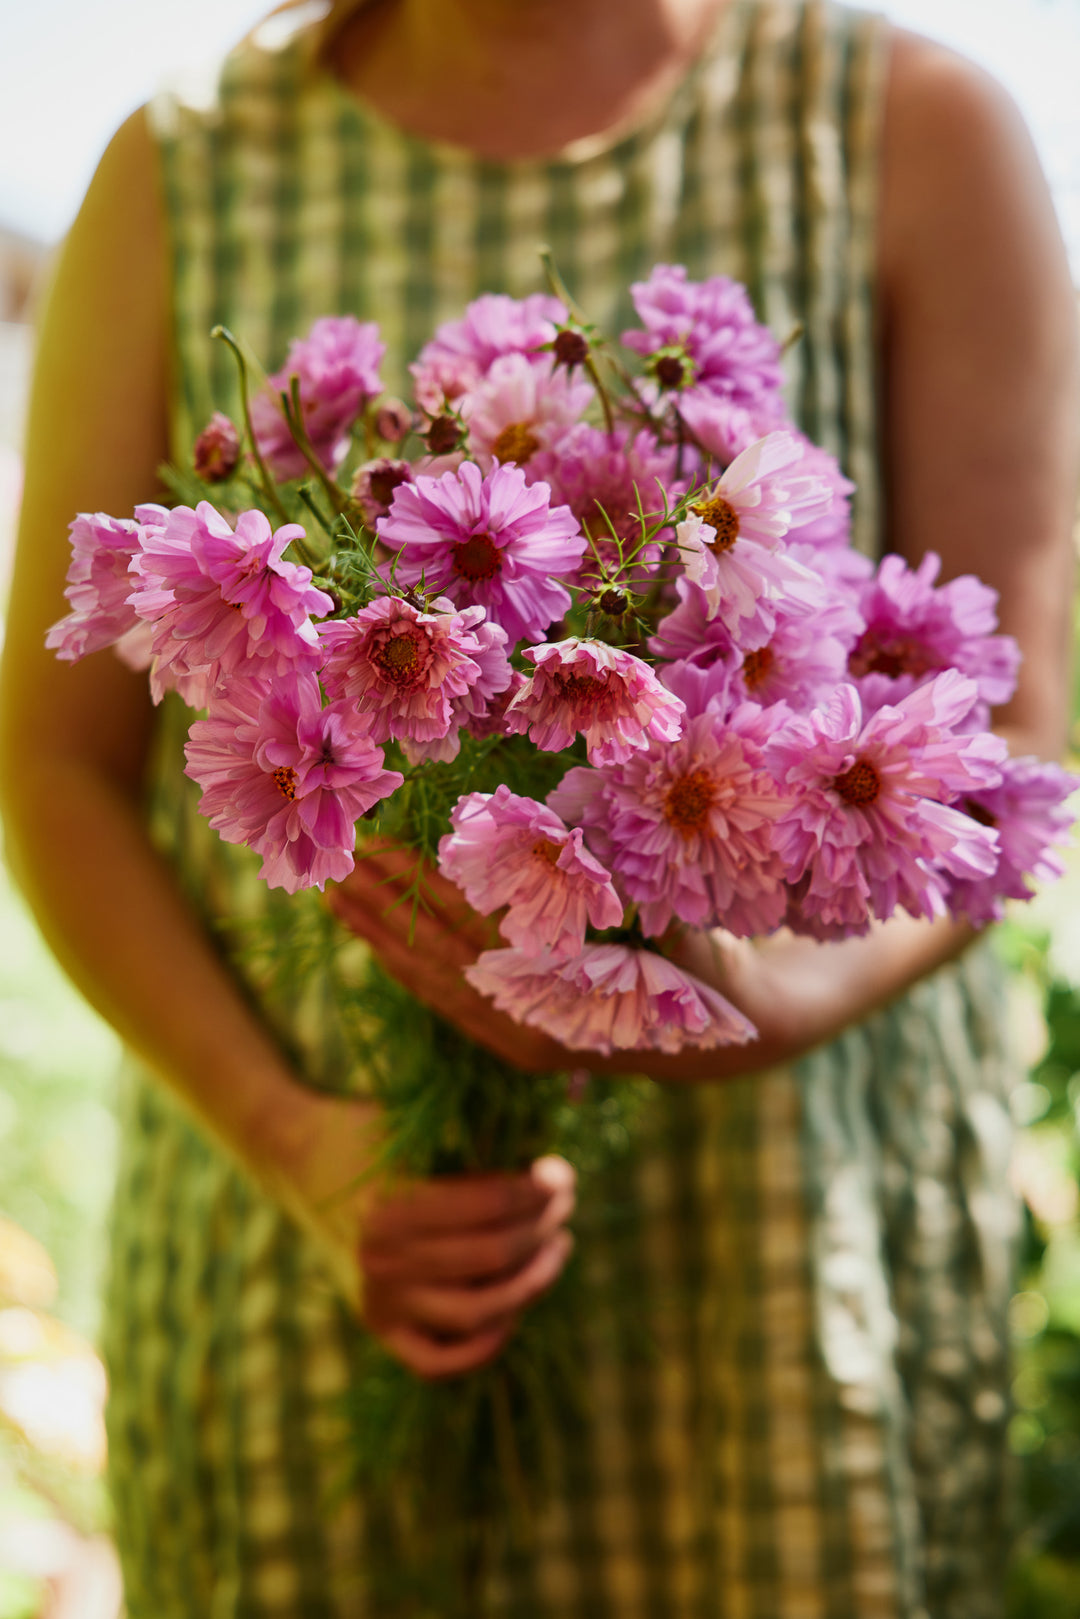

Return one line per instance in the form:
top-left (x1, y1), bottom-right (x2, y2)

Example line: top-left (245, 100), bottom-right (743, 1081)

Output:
top-left (129, 502), bottom-right (333, 704)
top-left (621, 265), bottom-right (786, 433)
top-left (463, 353), bottom-right (593, 473)
top-left (945, 756), bottom-right (1078, 926)
top-left (550, 709), bottom-right (789, 938)
top-left (849, 551), bottom-right (1021, 709)
top-left (319, 594), bottom-right (510, 746)
top-left (533, 423), bottom-right (681, 588)
top-left (765, 676), bottom-right (1007, 937)
top-left (184, 675), bottom-right (402, 893)
top-left (505, 637), bottom-right (685, 766)
top-left (438, 785), bottom-right (623, 958)
top-left (250, 315), bottom-right (385, 480)
top-left (46, 510), bottom-right (147, 663)
top-left (377, 460), bottom-right (584, 646)
top-left (675, 432), bottom-right (832, 637)
top-left (465, 943), bottom-right (757, 1055)
top-left (410, 292), bottom-right (565, 413)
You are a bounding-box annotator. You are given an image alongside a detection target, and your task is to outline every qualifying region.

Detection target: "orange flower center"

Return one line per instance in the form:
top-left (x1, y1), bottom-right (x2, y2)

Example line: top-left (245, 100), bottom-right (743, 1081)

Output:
top-left (831, 757), bottom-right (881, 807)
top-left (848, 630), bottom-right (936, 681)
top-left (664, 769), bottom-right (716, 836)
top-left (273, 765), bottom-right (298, 801)
top-left (491, 421), bottom-right (541, 465)
top-left (376, 632), bottom-right (425, 685)
top-left (532, 839), bottom-right (563, 867)
top-left (741, 645), bottom-right (774, 692)
top-left (453, 533), bottom-right (502, 582)
top-left (690, 494), bottom-right (740, 552)
top-left (553, 670), bottom-right (606, 704)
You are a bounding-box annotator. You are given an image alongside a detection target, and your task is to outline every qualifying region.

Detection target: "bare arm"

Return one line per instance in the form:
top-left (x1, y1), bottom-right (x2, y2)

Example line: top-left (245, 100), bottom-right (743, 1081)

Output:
top-left (0, 111), bottom-right (574, 1374)
top-left (329, 32), bottom-right (1080, 1080)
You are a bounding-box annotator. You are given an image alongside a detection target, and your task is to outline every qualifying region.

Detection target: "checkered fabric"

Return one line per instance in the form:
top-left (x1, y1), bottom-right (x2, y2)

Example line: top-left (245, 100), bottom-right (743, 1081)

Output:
top-left (103, 5), bottom-right (1021, 1614)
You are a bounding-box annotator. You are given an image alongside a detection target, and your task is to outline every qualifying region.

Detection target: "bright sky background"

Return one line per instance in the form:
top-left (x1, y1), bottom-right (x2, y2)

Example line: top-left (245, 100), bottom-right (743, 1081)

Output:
top-left (1, 0), bottom-right (1079, 273)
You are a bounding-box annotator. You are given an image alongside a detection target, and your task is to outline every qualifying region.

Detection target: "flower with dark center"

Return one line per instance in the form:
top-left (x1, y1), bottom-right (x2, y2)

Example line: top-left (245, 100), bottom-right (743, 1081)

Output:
top-left (741, 645), bottom-right (774, 692)
top-left (664, 769), bottom-right (717, 837)
top-left (453, 533), bottom-right (503, 582)
top-left (831, 757), bottom-right (881, 808)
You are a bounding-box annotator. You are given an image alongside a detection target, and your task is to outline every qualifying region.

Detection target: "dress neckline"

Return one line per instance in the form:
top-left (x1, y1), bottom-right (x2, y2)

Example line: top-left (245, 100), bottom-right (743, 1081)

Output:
top-left (270, 0), bottom-right (745, 170)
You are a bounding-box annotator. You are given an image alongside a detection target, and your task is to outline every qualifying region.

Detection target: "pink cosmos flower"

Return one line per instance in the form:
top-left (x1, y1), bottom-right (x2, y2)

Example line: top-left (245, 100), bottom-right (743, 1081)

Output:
top-left (532, 423), bottom-right (681, 588)
top-left (621, 265), bottom-right (787, 434)
top-left (765, 675), bottom-right (1007, 937)
top-left (409, 292), bottom-right (565, 413)
top-left (438, 785), bottom-right (623, 958)
top-left (183, 675), bottom-right (403, 893)
top-left (46, 510), bottom-right (146, 663)
top-left (848, 551), bottom-right (1021, 710)
top-left (350, 458), bottom-right (414, 527)
top-left (505, 637), bottom-right (685, 766)
top-left (780, 437), bottom-right (855, 554)
top-left (675, 432), bottom-right (832, 638)
top-left (464, 669), bottom-right (529, 741)
top-left (192, 412), bottom-right (241, 482)
top-left (318, 594), bottom-right (511, 746)
top-left (945, 756), bottom-right (1078, 926)
top-left (129, 502), bottom-right (333, 705)
top-left (377, 460), bottom-right (585, 646)
top-left (250, 315), bottom-right (385, 480)
top-left (463, 353), bottom-right (593, 473)
top-left (465, 943), bottom-right (757, 1055)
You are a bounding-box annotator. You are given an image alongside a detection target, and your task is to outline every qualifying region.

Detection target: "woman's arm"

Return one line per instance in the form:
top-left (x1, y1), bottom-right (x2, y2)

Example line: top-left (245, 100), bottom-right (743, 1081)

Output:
top-left (328, 31), bottom-right (1080, 1080)
top-left (0, 110), bottom-right (574, 1376)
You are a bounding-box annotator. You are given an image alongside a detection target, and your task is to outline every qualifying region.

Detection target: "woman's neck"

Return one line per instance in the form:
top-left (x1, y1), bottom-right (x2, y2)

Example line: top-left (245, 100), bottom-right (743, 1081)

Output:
top-left (329, 0), bottom-right (728, 160)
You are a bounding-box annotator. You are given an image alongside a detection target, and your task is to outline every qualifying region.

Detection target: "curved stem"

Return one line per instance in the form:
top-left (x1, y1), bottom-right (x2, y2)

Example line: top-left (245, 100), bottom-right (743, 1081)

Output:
top-left (211, 325), bottom-right (289, 523)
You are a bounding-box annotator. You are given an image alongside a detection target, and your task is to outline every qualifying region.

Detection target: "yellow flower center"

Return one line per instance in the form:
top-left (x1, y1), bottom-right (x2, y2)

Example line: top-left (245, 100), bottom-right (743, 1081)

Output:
top-left (690, 493), bottom-right (740, 552)
top-left (273, 766), bottom-right (298, 801)
top-left (491, 421), bottom-right (541, 465)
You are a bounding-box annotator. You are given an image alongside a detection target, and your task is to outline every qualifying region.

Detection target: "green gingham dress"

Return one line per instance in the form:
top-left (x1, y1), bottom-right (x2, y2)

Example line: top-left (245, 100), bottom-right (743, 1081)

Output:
top-left (103, 4), bottom-right (1021, 1614)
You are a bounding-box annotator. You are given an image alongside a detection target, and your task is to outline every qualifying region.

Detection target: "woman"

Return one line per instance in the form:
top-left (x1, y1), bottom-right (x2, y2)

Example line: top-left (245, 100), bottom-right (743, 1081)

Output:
top-left (1, 0), bottom-right (1076, 1612)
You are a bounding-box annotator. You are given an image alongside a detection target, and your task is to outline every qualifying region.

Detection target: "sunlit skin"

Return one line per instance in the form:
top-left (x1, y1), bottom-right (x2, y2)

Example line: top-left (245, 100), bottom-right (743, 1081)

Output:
top-left (0, 0), bottom-right (1076, 1379)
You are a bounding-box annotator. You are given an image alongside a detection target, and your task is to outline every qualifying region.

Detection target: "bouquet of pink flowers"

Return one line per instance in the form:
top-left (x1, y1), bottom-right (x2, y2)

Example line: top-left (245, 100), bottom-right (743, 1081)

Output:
top-left (48, 261), bottom-right (1075, 1061)
top-left (46, 260), bottom-right (1077, 1602)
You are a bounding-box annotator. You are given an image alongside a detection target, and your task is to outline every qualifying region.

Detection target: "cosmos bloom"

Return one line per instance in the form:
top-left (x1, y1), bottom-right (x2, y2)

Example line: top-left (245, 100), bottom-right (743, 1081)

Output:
top-left (350, 458), bottom-right (414, 527)
top-left (550, 708), bottom-right (790, 938)
top-left (765, 676), bottom-right (1007, 937)
top-left (675, 432), bottom-right (832, 637)
top-left (506, 637), bottom-right (685, 766)
top-left (848, 551), bottom-right (1021, 710)
top-left (465, 942), bottom-right (757, 1055)
top-left (378, 460), bottom-right (584, 646)
top-left (183, 675), bottom-right (403, 893)
top-left (318, 595), bottom-right (511, 746)
top-left (621, 264), bottom-right (787, 432)
top-left (438, 785), bottom-right (623, 958)
top-left (46, 510), bottom-right (147, 663)
top-left (463, 352), bottom-right (593, 474)
top-left (945, 756), bottom-right (1079, 926)
top-left (192, 413), bottom-right (241, 482)
top-left (409, 291), bottom-right (566, 413)
top-left (250, 315), bottom-right (385, 480)
top-left (532, 423), bottom-right (681, 588)
top-left (129, 502), bottom-right (333, 704)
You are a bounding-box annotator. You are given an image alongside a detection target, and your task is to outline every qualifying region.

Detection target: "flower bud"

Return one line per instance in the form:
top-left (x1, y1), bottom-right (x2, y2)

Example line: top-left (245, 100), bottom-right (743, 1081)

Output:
top-left (351, 458), bottom-right (415, 525)
top-left (553, 328), bottom-right (589, 369)
top-left (597, 587), bottom-right (631, 618)
top-left (424, 414), bottom-right (464, 456)
top-left (374, 397), bottom-right (413, 443)
top-left (193, 412), bottom-right (241, 481)
top-left (654, 354), bottom-right (688, 390)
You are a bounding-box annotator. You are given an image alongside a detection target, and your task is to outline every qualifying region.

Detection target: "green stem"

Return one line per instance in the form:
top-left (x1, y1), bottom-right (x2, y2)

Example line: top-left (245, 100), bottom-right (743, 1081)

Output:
top-left (283, 376), bottom-right (353, 517)
top-left (211, 325), bottom-right (289, 523)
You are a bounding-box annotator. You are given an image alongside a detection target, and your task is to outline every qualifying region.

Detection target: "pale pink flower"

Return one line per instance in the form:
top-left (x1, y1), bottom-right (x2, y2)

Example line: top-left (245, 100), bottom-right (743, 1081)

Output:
top-left (129, 502), bottom-right (333, 704)
top-left (849, 551), bottom-right (1021, 709)
top-left (378, 460), bottom-right (584, 646)
top-left (506, 637), bottom-right (685, 766)
top-left (463, 353), bottom-right (592, 473)
top-left (465, 943), bottom-right (757, 1055)
top-left (410, 292), bottom-right (565, 412)
top-left (945, 756), bottom-right (1078, 926)
top-left (318, 594), bottom-right (511, 746)
top-left (438, 785), bottom-right (623, 958)
top-left (250, 315), bottom-right (385, 480)
top-left (765, 676), bottom-right (1007, 937)
top-left (184, 675), bottom-right (402, 893)
top-left (676, 432), bottom-right (832, 636)
top-left (46, 510), bottom-right (146, 663)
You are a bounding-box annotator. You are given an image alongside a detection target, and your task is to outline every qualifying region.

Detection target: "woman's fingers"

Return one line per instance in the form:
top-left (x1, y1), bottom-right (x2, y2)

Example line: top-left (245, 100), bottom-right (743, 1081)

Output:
top-left (377, 1320), bottom-right (516, 1381)
top-left (370, 1230), bottom-right (574, 1340)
